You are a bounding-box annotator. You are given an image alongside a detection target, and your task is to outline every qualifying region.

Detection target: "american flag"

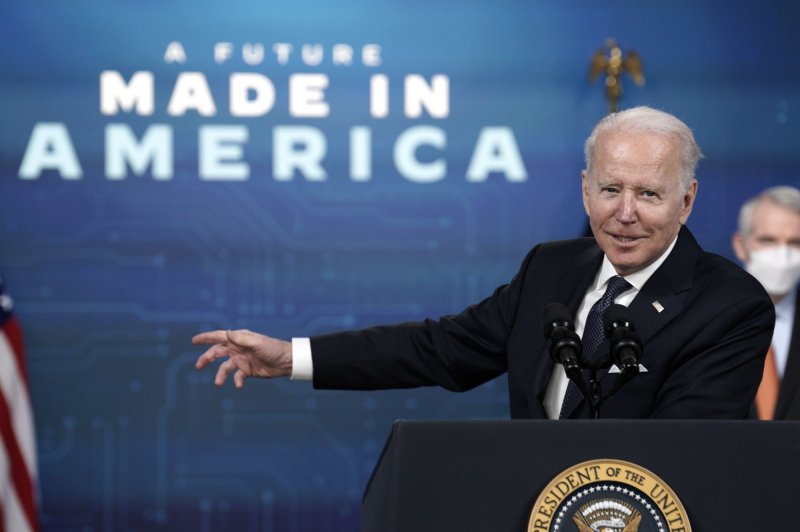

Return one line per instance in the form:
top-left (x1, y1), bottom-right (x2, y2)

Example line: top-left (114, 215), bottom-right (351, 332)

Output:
top-left (0, 276), bottom-right (39, 532)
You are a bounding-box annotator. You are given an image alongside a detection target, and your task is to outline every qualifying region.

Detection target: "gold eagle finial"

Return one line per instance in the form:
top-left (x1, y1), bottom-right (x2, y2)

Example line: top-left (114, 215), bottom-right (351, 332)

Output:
top-left (589, 38), bottom-right (645, 114)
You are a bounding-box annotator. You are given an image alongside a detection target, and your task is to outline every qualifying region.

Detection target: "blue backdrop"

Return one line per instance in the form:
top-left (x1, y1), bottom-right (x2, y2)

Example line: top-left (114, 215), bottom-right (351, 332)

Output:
top-left (1, 1), bottom-right (799, 530)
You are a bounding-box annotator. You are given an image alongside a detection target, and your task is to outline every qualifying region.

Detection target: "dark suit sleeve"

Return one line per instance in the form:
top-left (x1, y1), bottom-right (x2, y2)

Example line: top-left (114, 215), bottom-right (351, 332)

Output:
top-left (649, 292), bottom-right (774, 419)
top-left (310, 246), bottom-right (539, 392)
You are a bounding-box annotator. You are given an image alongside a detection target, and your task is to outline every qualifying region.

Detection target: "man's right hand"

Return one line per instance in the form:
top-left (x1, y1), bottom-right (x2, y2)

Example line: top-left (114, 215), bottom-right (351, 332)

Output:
top-left (192, 329), bottom-right (293, 388)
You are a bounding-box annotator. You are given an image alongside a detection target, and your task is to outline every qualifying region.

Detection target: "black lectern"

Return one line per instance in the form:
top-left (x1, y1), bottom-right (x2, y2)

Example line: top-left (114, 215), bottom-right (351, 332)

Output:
top-left (362, 420), bottom-right (800, 531)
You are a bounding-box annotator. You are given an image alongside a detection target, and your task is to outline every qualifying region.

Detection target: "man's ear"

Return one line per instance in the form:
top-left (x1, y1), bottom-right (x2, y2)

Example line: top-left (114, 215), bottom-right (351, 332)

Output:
top-left (732, 232), bottom-right (749, 263)
top-left (678, 180), bottom-right (698, 225)
top-left (581, 170), bottom-right (590, 216)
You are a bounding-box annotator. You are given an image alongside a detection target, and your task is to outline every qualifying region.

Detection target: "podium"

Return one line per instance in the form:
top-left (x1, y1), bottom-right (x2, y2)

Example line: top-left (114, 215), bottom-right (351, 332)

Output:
top-left (362, 420), bottom-right (800, 531)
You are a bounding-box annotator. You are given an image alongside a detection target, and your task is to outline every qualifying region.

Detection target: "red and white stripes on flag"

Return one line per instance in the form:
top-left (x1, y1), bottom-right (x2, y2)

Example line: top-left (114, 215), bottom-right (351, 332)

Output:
top-left (0, 278), bottom-right (39, 532)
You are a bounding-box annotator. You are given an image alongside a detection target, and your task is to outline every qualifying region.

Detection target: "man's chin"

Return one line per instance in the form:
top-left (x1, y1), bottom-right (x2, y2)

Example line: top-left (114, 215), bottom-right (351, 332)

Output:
top-left (606, 252), bottom-right (644, 276)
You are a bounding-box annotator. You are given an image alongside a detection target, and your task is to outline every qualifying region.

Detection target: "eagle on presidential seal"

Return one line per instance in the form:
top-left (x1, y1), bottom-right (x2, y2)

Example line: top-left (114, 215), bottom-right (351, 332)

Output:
top-left (572, 498), bottom-right (642, 532)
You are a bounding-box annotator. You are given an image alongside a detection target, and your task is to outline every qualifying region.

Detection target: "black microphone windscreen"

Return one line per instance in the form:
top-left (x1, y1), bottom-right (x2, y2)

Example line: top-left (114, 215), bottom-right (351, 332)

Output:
top-left (603, 303), bottom-right (632, 330)
top-left (540, 303), bottom-right (572, 335)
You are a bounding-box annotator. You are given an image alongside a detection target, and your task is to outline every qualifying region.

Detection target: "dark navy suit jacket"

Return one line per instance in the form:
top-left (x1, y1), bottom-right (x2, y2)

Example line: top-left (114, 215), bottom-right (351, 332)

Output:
top-left (775, 288), bottom-right (800, 420)
top-left (311, 226), bottom-right (774, 419)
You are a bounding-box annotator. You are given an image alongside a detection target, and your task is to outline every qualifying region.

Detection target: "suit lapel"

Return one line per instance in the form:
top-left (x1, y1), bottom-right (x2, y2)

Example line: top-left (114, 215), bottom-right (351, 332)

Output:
top-left (593, 269), bottom-right (687, 386)
top-left (628, 226), bottom-right (696, 344)
top-left (775, 288), bottom-right (800, 419)
top-left (626, 272), bottom-right (685, 345)
top-left (557, 244), bottom-right (605, 318)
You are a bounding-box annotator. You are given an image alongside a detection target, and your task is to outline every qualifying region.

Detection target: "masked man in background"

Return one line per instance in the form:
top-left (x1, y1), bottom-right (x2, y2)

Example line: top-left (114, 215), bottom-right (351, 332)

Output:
top-left (733, 185), bottom-right (800, 419)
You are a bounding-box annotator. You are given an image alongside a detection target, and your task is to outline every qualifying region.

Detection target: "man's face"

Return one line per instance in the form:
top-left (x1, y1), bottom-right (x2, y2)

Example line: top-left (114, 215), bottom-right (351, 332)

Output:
top-left (582, 130), bottom-right (697, 276)
top-left (733, 200), bottom-right (800, 260)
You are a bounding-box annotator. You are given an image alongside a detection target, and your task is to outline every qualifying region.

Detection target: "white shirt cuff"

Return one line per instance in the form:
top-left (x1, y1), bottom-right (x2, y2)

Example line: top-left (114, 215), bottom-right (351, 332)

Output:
top-left (290, 337), bottom-right (313, 380)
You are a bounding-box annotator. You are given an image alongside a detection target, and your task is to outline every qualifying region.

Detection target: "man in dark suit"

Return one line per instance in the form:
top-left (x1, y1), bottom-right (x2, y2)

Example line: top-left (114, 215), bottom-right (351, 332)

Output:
top-left (733, 185), bottom-right (800, 420)
top-left (194, 107), bottom-right (774, 419)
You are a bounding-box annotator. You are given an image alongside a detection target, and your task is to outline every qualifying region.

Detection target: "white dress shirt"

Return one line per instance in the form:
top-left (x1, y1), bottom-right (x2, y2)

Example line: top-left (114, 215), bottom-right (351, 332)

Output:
top-left (772, 289), bottom-right (795, 379)
top-left (291, 337), bottom-right (313, 380)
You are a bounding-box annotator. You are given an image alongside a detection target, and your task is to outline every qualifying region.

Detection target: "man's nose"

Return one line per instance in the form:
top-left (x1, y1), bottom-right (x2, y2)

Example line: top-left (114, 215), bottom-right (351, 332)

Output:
top-left (616, 192), bottom-right (638, 223)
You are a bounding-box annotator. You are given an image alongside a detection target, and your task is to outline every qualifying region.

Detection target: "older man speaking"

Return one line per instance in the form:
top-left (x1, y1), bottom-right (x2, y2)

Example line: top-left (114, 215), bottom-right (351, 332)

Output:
top-left (194, 107), bottom-right (773, 420)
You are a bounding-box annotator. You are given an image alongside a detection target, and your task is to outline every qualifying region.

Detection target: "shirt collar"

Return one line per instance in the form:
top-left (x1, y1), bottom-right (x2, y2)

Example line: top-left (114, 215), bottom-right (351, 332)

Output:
top-left (594, 232), bottom-right (680, 292)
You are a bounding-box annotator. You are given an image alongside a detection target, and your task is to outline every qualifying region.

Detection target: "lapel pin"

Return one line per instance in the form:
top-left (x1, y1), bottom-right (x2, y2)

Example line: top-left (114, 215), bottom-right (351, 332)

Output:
top-left (652, 300), bottom-right (664, 313)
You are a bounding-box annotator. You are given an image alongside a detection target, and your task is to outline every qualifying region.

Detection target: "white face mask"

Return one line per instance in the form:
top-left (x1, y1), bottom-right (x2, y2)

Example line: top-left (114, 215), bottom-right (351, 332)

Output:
top-left (746, 245), bottom-right (800, 296)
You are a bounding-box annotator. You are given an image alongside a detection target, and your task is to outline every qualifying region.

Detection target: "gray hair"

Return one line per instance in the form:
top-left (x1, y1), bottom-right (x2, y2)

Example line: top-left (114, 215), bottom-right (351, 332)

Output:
top-left (738, 185), bottom-right (800, 238)
top-left (583, 106), bottom-right (703, 194)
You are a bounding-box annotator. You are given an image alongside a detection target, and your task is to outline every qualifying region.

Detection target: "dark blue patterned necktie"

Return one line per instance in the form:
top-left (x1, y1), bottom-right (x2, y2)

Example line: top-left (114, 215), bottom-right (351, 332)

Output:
top-left (559, 275), bottom-right (632, 418)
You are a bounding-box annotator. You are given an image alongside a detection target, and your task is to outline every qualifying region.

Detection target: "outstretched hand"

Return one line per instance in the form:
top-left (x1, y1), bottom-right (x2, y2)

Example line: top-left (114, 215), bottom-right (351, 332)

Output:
top-left (192, 329), bottom-right (293, 388)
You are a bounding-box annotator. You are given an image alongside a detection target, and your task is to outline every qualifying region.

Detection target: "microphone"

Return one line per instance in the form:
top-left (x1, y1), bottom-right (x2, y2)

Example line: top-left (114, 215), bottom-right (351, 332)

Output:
top-left (540, 303), bottom-right (583, 381)
top-left (603, 304), bottom-right (642, 377)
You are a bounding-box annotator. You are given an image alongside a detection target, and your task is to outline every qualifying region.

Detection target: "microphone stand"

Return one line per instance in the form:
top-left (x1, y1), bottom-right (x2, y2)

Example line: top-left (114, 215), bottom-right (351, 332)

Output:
top-left (585, 354), bottom-right (641, 418)
top-left (568, 372), bottom-right (595, 417)
top-left (587, 359), bottom-right (606, 419)
top-left (562, 362), bottom-right (604, 419)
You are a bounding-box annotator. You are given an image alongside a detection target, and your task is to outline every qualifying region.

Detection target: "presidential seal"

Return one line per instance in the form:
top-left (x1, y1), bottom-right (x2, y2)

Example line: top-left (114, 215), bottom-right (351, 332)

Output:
top-left (528, 459), bottom-right (691, 532)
